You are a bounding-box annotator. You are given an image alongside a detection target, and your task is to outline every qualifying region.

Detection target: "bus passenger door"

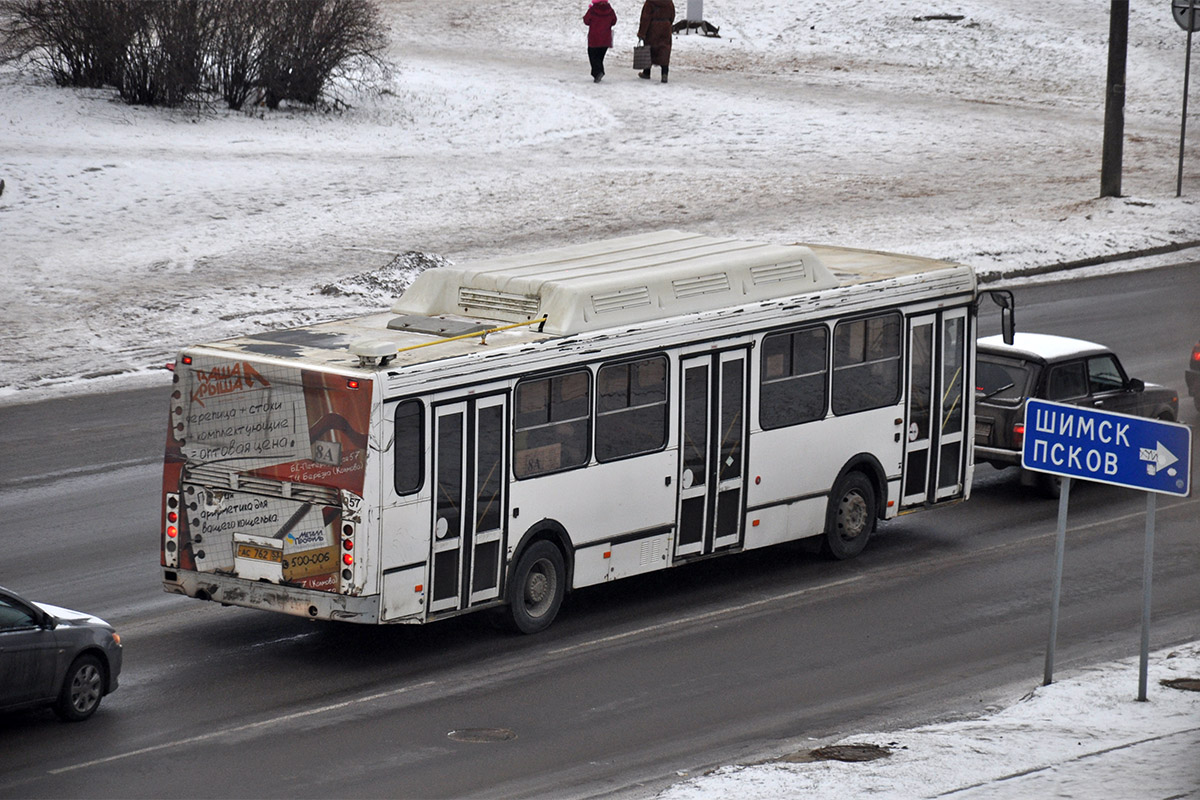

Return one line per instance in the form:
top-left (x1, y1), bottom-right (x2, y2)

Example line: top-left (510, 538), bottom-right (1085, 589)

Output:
top-left (676, 350), bottom-right (748, 559)
top-left (468, 396), bottom-right (506, 605)
top-left (429, 396), bottom-right (507, 615)
top-left (902, 310), bottom-right (968, 506)
top-left (934, 310), bottom-right (967, 500)
top-left (902, 316), bottom-right (935, 506)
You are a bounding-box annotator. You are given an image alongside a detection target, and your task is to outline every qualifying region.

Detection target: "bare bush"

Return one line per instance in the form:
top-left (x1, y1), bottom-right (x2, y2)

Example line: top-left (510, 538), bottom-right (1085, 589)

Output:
top-left (0, 0), bottom-right (135, 87)
top-left (208, 0), bottom-right (266, 110)
top-left (118, 0), bottom-right (216, 106)
top-left (257, 0), bottom-right (388, 109)
top-left (0, 0), bottom-right (390, 109)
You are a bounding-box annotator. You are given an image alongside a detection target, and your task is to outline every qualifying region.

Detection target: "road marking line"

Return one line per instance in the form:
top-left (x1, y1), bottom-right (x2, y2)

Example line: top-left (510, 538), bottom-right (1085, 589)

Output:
top-left (48, 679), bottom-right (438, 775)
top-left (550, 494), bottom-right (1199, 657)
top-left (549, 575), bottom-right (865, 655)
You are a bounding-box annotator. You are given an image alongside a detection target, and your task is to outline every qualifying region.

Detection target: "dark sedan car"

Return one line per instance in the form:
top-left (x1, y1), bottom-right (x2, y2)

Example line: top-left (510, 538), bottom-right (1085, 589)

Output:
top-left (975, 333), bottom-right (1179, 496)
top-left (0, 586), bottom-right (123, 721)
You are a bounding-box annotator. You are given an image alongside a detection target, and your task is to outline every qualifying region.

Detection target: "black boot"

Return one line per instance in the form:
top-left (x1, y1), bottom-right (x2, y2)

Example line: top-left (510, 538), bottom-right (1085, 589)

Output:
top-left (661, 66), bottom-right (669, 83)
top-left (639, 68), bottom-right (651, 79)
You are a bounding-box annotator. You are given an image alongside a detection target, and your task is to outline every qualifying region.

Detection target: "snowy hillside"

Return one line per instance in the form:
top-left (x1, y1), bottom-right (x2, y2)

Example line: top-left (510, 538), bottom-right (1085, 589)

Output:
top-left (1, 0), bottom-right (1197, 399)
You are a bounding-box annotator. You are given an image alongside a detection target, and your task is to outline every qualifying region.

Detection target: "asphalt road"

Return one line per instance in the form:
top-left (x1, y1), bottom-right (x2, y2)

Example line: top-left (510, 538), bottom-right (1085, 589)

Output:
top-left (0, 263), bottom-right (1197, 799)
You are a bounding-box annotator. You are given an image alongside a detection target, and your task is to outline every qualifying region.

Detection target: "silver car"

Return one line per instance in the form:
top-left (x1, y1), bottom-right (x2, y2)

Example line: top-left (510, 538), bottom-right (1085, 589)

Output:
top-left (0, 586), bottom-right (123, 721)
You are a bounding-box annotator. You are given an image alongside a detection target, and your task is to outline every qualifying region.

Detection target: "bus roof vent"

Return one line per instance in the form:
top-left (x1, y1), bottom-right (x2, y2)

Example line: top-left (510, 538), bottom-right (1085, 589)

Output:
top-left (389, 231), bottom-right (853, 336)
top-left (592, 286), bottom-right (652, 314)
top-left (458, 288), bottom-right (541, 317)
top-left (751, 260), bottom-right (807, 284)
top-left (672, 273), bottom-right (730, 299)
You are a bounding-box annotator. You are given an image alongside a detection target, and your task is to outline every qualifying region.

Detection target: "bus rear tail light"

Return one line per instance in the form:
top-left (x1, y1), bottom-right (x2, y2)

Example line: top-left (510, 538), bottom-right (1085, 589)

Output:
top-left (164, 493), bottom-right (181, 567)
top-left (339, 521), bottom-right (356, 591)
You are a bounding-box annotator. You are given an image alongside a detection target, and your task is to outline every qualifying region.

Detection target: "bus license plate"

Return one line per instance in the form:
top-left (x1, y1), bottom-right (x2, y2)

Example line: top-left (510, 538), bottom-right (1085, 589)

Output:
top-left (237, 543), bottom-right (282, 563)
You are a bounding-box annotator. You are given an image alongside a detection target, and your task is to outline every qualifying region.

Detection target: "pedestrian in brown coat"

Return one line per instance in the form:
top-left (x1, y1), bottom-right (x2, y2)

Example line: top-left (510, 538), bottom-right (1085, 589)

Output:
top-left (638, 0), bottom-right (675, 83)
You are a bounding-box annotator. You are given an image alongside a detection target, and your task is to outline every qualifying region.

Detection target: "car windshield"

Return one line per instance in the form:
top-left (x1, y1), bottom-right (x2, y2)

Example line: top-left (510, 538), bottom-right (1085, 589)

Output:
top-left (976, 354), bottom-right (1033, 404)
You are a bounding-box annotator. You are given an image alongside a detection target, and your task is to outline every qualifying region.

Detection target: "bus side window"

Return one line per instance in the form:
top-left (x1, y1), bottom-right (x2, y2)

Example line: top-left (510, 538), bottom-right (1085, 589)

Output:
top-left (514, 369), bottom-right (592, 478)
top-left (760, 325), bottom-right (828, 429)
top-left (394, 399), bottom-right (424, 495)
top-left (831, 312), bottom-right (902, 415)
top-left (596, 354), bottom-right (669, 461)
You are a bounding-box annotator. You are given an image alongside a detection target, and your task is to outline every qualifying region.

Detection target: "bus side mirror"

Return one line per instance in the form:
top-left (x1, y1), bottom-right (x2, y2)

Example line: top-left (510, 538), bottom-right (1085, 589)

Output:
top-left (985, 290), bottom-right (1016, 345)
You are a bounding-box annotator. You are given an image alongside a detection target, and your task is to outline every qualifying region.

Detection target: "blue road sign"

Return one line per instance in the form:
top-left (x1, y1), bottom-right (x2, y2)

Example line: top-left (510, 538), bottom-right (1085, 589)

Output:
top-left (1022, 399), bottom-right (1192, 496)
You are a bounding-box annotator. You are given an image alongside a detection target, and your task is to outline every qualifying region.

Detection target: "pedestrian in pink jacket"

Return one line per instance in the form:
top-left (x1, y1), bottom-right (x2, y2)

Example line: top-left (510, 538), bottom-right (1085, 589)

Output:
top-left (584, 0), bottom-right (617, 83)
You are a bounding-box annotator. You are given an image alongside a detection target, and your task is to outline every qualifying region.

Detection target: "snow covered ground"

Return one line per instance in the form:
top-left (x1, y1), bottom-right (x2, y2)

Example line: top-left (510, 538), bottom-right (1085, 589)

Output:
top-left (656, 640), bottom-right (1200, 799)
top-left (1, 0), bottom-right (1198, 402)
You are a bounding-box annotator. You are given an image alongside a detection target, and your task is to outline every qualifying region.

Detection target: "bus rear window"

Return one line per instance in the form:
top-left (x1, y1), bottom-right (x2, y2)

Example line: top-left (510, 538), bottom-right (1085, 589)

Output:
top-left (394, 400), bottom-right (424, 495)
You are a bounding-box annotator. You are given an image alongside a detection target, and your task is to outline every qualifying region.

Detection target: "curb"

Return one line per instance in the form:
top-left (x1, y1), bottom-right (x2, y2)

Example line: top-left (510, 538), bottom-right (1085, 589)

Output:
top-left (979, 240), bottom-right (1200, 284)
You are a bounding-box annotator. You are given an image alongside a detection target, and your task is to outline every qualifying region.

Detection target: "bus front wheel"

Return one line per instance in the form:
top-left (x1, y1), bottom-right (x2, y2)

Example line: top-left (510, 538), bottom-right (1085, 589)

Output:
top-left (506, 540), bottom-right (566, 634)
top-left (822, 472), bottom-right (876, 560)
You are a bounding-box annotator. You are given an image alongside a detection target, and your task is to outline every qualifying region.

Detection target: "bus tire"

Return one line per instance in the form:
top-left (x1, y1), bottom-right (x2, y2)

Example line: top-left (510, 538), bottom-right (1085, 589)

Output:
top-left (822, 472), bottom-right (876, 560)
top-left (53, 654), bottom-right (105, 722)
top-left (506, 540), bottom-right (565, 634)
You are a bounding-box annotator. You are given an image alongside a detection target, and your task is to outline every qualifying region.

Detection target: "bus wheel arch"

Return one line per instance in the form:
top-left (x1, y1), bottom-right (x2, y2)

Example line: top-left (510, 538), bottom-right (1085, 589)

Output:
top-left (504, 521), bottom-right (573, 634)
top-left (822, 457), bottom-right (884, 560)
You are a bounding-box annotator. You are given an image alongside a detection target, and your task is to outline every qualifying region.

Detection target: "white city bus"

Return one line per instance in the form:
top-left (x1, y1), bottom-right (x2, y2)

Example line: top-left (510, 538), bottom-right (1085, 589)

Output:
top-left (161, 230), bottom-right (1009, 632)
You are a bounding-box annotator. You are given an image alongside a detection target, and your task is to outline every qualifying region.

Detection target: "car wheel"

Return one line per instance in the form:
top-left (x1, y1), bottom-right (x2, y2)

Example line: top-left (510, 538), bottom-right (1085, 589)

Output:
top-left (822, 472), bottom-right (876, 560)
top-left (54, 654), bottom-right (105, 722)
top-left (506, 541), bottom-right (565, 634)
top-left (1038, 472), bottom-right (1063, 500)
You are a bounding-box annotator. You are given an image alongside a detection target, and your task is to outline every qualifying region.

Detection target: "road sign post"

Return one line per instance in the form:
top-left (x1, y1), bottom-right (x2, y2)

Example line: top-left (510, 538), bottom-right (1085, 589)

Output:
top-left (1023, 399), bottom-right (1192, 697)
top-left (1043, 475), bottom-right (1072, 687)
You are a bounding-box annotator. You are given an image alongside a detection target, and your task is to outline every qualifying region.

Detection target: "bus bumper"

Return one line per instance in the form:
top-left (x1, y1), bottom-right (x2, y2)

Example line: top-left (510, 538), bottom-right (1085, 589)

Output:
top-left (163, 569), bottom-right (380, 623)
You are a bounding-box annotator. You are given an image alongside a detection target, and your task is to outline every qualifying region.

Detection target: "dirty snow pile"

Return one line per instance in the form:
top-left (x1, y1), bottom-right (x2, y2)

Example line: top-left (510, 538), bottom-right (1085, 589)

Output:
top-left (318, 251), bottom-right (448, 298)
top-left (657, 640), bottom-right (1200, 799)
top-left (1, 0), bottom-right (1197, 403)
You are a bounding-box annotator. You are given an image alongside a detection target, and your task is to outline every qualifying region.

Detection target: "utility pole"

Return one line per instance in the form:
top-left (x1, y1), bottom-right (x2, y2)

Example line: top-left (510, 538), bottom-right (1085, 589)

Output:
top-left (1175, 0), bottom-right (1198, 196)
top-left (1101, 0), bottom-right (1130, 197)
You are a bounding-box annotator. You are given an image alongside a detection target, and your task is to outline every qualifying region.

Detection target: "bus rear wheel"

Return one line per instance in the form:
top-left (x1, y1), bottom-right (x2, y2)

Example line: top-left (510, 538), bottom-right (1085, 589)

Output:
top-left (822, 472), bottom-right (876, 560)
top-left (506, 540), bottom-right (565, 634)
